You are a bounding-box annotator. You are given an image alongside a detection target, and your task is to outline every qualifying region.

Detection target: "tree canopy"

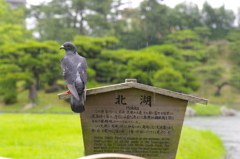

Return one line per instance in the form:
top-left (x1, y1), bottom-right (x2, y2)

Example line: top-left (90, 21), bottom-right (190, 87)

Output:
top-left (1, 0), bottom-right (240, 106)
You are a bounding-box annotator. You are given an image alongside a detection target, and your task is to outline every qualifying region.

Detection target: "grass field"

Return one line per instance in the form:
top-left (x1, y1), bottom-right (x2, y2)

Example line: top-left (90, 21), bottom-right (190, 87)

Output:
top-left (176, 127), bottom-right (226, 159)
top-left (0, 114), bottom-right (225, 159)
top-left (0, 114), bottom-right (84, 159)
top-left (0, 90), bottom-right (73, 113)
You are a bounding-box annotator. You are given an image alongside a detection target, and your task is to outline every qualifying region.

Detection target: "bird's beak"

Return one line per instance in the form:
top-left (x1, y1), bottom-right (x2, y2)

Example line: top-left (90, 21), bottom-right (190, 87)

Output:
top-left (59, 45), bottom-right (64, 50)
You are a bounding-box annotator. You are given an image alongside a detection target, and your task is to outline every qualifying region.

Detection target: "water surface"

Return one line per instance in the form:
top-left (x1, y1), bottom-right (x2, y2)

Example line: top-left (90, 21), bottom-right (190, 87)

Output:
top-left (183, 111), bottom-right (240, 159)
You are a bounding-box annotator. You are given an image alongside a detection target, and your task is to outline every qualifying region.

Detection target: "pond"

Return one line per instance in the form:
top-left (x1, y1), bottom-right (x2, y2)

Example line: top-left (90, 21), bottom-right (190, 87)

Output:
top-left (183, 111), bottom-right (240, 159)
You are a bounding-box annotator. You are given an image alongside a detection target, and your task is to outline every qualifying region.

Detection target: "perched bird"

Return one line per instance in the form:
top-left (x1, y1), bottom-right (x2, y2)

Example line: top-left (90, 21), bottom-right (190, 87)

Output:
top-left (60, 42), bottom-right (87, 113)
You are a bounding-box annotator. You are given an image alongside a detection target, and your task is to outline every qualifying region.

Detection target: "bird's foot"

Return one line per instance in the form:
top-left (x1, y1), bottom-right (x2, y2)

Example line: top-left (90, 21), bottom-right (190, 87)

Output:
top-left (63, 90), bottom-right (71, 94)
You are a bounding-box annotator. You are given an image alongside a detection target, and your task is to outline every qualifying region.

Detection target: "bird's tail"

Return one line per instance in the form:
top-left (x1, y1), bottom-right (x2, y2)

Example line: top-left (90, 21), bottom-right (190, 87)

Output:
top-left (70, 93), bottom-right (84, 113)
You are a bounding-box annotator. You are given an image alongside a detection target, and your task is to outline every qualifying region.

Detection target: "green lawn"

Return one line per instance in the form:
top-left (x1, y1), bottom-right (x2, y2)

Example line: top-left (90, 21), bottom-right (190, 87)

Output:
top-left (176, 127), bottom-right (226, 159)
top-left (0, 114), bottom-right (84, 159)
top-left (0, 114), bottom-right (225, 159)
top-left (0, 90), bottom-right (73, 113)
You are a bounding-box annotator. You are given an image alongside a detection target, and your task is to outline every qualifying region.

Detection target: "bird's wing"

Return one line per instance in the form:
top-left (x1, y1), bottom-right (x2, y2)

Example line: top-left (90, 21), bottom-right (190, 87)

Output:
top-left (77, 56), bottom-right (87, 85)
top-left (67, 83), bottom-right (80, 101)
top-left (61, 56), bottom-right (80, 101)
top-left (77, 56), bottom-right (87, 100)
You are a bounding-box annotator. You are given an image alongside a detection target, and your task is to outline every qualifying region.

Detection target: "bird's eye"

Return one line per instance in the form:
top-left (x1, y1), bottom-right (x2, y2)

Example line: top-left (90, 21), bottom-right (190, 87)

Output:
top-left (65, 45), bottom-right (69, 47)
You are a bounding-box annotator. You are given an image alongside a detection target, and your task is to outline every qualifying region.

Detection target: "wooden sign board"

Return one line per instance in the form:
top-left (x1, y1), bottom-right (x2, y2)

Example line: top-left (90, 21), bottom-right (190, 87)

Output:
top-left (58, 79), bottom-right (208, 159)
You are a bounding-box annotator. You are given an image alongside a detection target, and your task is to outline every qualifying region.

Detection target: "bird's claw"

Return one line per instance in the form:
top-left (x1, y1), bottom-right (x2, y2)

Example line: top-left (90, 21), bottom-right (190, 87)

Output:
top-left (63, 90), bottom-right (71, 94)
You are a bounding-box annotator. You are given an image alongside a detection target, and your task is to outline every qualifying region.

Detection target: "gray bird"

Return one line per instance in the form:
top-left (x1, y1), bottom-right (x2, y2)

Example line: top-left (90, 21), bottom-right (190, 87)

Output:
top-left (60, 42), bottom-right (87, 113)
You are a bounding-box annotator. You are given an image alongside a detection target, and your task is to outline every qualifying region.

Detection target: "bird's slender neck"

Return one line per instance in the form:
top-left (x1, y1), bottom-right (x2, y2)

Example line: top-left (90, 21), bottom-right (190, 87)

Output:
top-left (66, 50), bottom-right (75, 54)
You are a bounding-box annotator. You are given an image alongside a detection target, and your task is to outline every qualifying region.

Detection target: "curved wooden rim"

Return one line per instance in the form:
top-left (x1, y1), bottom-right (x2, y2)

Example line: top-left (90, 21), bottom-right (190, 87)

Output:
top-left (78, 153), bottom-right (146, 159)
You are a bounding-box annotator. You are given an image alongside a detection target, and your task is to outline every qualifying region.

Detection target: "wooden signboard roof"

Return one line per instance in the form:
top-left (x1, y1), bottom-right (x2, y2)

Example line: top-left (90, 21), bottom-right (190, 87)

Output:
top-left (58, 79), bottom-right (208, 105)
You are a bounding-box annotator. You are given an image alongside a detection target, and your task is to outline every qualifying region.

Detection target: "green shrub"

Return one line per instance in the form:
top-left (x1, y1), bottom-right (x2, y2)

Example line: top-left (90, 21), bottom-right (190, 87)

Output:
top-left (190, 103), bottom-right (221, 115)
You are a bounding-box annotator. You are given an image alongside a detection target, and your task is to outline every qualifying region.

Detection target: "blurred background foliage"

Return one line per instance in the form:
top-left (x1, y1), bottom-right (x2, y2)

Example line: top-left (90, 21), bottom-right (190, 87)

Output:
top-left (1, 0), bottom-right (240, 109)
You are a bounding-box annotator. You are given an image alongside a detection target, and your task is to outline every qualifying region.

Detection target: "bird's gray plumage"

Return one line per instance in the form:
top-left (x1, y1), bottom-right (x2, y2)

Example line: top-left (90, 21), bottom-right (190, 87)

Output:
top-left (60, 42), bottom-right (87, 113)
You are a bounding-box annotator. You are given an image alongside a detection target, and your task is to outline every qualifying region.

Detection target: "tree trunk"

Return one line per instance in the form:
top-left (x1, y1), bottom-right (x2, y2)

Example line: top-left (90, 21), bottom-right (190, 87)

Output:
top-left (214, 82), bottom-right (228, 96)
top-left (29, 83), bottom-right (38, 105)
top-left (79, 10), bottom-right (85, 35)
top-left (34, 70), bottom-right (41, 90)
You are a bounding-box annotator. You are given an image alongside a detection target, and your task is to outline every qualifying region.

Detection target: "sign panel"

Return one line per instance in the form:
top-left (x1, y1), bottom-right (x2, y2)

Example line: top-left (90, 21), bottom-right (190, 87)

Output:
top-left (80, 88), bottom-right (187, 159)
